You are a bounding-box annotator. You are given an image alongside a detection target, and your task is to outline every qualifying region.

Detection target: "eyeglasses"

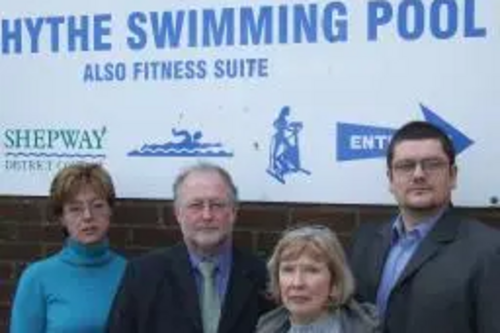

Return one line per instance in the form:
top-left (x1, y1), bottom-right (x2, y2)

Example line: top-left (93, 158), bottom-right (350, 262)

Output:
top-left (391, 158), bottom-right (450, 177)
top-left (64, 200), bottom-right (110, 218)
top-left (183, 199), bottom-right (233, 213)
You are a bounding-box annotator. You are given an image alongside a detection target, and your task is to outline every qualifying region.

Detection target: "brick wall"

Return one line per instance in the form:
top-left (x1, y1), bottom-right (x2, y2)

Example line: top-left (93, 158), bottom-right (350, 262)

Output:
top-left (1, 196), bottom-right (499, 332)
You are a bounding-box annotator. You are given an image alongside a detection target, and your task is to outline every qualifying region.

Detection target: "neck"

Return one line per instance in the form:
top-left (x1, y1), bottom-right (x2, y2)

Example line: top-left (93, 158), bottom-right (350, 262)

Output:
top-left (290, 310), bottom-right (330, 326)
top-left (401, 205), bottom-right (447, 231)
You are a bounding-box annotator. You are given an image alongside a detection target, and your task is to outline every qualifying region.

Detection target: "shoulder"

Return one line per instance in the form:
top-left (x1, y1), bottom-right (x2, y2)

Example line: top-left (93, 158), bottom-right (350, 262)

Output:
top-left (440, 210), bottom-right (500, 252)
top-left (127, 244), bottom-right (182, 271)
top-left (232, 248), bottom-right (268, 282)
top-left (256, 306), bottom-right (289, 333)
top-left (340, 299), bottom-right (381, 333)
top-left (15, 252), bottom-right (63, 294)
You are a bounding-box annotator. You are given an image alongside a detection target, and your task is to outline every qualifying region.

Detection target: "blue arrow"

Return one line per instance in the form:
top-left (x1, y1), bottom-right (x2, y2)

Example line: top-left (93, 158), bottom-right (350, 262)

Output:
top-left (337, 123), bottom-right (395, 161)
top-left (420, 104), bottom-right (474, 155)
top-left (336, 104), bottom-right (474, 161)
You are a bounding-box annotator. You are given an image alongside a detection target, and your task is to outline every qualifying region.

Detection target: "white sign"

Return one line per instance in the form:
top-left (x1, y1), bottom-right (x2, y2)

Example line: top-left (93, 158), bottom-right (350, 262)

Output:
top-left (1, 0), bottom-right (498, 206)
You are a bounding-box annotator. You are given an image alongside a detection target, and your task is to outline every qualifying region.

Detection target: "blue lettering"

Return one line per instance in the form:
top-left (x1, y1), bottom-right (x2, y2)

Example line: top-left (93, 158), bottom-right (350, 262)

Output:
top-left (465, 0), bottom-right (486, 37)
top-left (240, 6), bottom-right (273, 45)
top-left (294, 4), bottom-right (317, 43)
top-left (278, 5), bottom-right (288, 44)
top-left (188, 10), bottom-right (198, 47)
top-left (127, 12), bottom-right (148, 50)
top-left (367, 1), bottom-right (393, 41)
top-left (151, 11), bottom-right (184, 48)
top-left (430, 0), bottom-right (458, 39)
top-left (203, 8), bottom-right (235, 47)
top-left (323, 2), bottom-right (348, 42)
top-left (24, 18), bottom-right (44, 53)
top-left (1, 19), bottom-right (22, 54)
top-left (398, 0), bottom-right (425, 41)
top-left (93, 14), bottom-right (112, 51)
top-left (68, 15), bottom-right (89, 52)
top-left (45, 16), bottom-right (65, 52)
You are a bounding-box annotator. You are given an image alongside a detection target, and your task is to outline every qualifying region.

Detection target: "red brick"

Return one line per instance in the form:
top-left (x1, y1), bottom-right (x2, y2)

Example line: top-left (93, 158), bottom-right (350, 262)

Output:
top-left (118, 246), bottom-right (151, 259)
top-left (108, 227), bottom-right (131, 247)
top-left (0, 283), bottom-right (14, 304)
top-left (358, 206), bottom-right (397, 224)
top-left (0, 303), bottom-right (9, 328)
top-left (113, 201), bottom-right (161, 227)
top-left (131, 227), bottom-right (182, 248)
top-left (0, 263), bottom-right (13, 281)
top-left (291, 205), bottom-right (357, 233)
top-left (0, 224), bottom-right (16, 242)
top-left (232, 230), bottom-right (254, 252)
top-left (237, 204), bottom-right (289, 231)
top-left (0, 244), bottom-right (42, 262)
top-left (17, 224), bottom-right (64, 243)
top-left (256, 231), bottom-right (282, 258)
top-left (0, 199), bottom-right (44, 223)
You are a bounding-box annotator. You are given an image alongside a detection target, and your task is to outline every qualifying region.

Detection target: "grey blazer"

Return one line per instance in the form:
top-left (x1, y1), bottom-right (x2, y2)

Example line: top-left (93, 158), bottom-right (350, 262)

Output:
top-left (256, 299), bottom-right (380, 333)
top-left (350, 209), bottom-right (500, 333)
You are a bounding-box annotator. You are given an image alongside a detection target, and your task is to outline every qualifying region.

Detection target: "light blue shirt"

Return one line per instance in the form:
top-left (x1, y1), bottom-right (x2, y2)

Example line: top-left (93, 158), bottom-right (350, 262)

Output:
top-left (376, 213), bottom-right (441, 316)
top-left (188, 242), bottom-right (232, 305)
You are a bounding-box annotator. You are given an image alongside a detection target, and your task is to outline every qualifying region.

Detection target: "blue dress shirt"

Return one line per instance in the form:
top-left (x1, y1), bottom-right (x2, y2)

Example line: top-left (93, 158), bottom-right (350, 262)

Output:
top-left (376, 213), bottom-right (441, 316)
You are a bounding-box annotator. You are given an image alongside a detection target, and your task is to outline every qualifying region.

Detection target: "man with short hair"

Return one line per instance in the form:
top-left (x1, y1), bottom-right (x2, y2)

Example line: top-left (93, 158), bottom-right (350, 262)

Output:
top-left (350, 121), bottom-right (500, 333)
top-left (106, 163), bottom-right (274, 333)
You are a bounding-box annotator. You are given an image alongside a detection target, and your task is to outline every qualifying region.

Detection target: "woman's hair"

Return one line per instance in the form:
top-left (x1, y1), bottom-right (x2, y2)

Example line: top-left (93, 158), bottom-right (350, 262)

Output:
top-left (48, 162), bottom-right (116, 222)
top-left (267, 225), bottom-right (355, 307)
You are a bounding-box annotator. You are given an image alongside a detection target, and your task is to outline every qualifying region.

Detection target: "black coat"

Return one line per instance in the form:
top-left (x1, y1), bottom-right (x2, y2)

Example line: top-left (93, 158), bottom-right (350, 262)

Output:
top-left (350, 209), bottom-right (500, 333)
top-left (106, 243), bottom-right (275, 333)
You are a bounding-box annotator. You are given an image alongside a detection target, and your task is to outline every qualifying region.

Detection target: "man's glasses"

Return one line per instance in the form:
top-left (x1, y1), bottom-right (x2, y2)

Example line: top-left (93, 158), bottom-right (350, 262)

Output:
top-left (392, 158), bottom-right (450, 177)
top-left (64, 200), bottom-right (110, 218)
top-left (183, 199), bottom-right (233, 214)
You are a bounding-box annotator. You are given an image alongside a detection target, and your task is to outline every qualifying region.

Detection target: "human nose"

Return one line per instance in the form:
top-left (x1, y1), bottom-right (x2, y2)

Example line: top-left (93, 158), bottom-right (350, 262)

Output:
top-left (412, 162), bottom-right (426, 178)
top-left (81, 205), bottom-right (93, 220)
top-left (201, 204), bottom-right (214, 219)
top-left (290, 270), bottom-right (305, 287)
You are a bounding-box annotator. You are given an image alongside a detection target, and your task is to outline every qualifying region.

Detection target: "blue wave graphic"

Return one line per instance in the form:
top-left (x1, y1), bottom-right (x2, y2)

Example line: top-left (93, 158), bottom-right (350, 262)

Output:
top-left (6, 152), bottom-right (106, 158)
top-left (128, 128), bottom-right (233, 158)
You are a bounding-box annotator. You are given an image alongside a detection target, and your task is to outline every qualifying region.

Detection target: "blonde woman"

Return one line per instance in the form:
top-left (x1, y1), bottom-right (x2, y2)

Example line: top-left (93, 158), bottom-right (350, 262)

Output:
top-left (256, 225), bottom-right (379, 333)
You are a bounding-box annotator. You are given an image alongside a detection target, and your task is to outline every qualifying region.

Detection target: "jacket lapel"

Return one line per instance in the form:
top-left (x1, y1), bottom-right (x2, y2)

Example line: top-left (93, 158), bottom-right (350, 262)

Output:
top-left (371, 223), bottom-right (393, 298)
top-left (393, 212), bottom-right (457, 289)
top-left (168, 244), bottom-right (203, 331)
top-left (217, 250), bottom-right (256, 333)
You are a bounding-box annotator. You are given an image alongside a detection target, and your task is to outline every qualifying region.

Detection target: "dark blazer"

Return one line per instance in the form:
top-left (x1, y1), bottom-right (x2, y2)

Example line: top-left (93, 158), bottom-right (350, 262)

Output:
top-left (350, 209), bottom-right (500, 333)
top-left (106, 243), bottom-right (275, 333)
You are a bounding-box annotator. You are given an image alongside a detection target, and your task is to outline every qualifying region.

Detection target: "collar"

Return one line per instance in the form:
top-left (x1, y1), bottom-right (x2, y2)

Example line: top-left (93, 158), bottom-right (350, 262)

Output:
top-left (391, 208), bottom-right (445, 244)
top-left (188, 240), bottom-right (232, 272)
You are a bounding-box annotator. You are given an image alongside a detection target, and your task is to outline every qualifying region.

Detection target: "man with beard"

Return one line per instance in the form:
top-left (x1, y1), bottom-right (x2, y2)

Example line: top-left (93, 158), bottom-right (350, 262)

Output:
top-left (106, 162), bottom-right (274, 333)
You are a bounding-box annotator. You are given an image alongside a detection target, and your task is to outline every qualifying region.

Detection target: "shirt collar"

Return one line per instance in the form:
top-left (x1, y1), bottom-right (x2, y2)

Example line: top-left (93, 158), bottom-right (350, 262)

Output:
top-left (391, 208), bottom-right (446, 244)
top-left (188, 240), bottom-right (232, 272)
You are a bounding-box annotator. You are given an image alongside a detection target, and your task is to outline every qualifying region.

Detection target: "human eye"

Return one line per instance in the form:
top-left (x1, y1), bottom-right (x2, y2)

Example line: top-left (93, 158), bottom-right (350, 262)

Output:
top-left (66, 204), bottom-right (83, 215)
top-left (210, 200), bottom-right (228, 211)
top-left (393, 160), bottom-right (416, 173)
top-left (91, 200), bottom-right (108, 213)
top-left (303, 264), bottom-right (321, 274)
top-left (279, 264), bottom-right (295, 274)
top-left (422, 159), bottom-right (447, 171)
top-left (187, 201), bottom-right (204, 211)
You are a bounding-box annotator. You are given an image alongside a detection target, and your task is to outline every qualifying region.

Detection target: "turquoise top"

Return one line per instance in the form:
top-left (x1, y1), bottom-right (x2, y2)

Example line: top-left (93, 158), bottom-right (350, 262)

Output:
top-left (10, 238), bottom-right (126, 333)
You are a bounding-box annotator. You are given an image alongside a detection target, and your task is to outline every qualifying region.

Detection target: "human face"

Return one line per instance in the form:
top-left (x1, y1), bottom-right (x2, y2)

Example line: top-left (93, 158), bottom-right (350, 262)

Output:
top-left (388, 139), bottom-right (457, 226)
top-left (175, 170), bottom-right (236, 256)
top-left (61, 185), bottom-right (111, 245)
top-left (279, 253), bottom-right (333, 325)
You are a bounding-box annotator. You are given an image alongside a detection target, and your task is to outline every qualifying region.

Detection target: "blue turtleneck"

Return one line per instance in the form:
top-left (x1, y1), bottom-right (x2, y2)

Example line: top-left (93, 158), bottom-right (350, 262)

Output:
top-left (10, 238), bottom-right (126, 333)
